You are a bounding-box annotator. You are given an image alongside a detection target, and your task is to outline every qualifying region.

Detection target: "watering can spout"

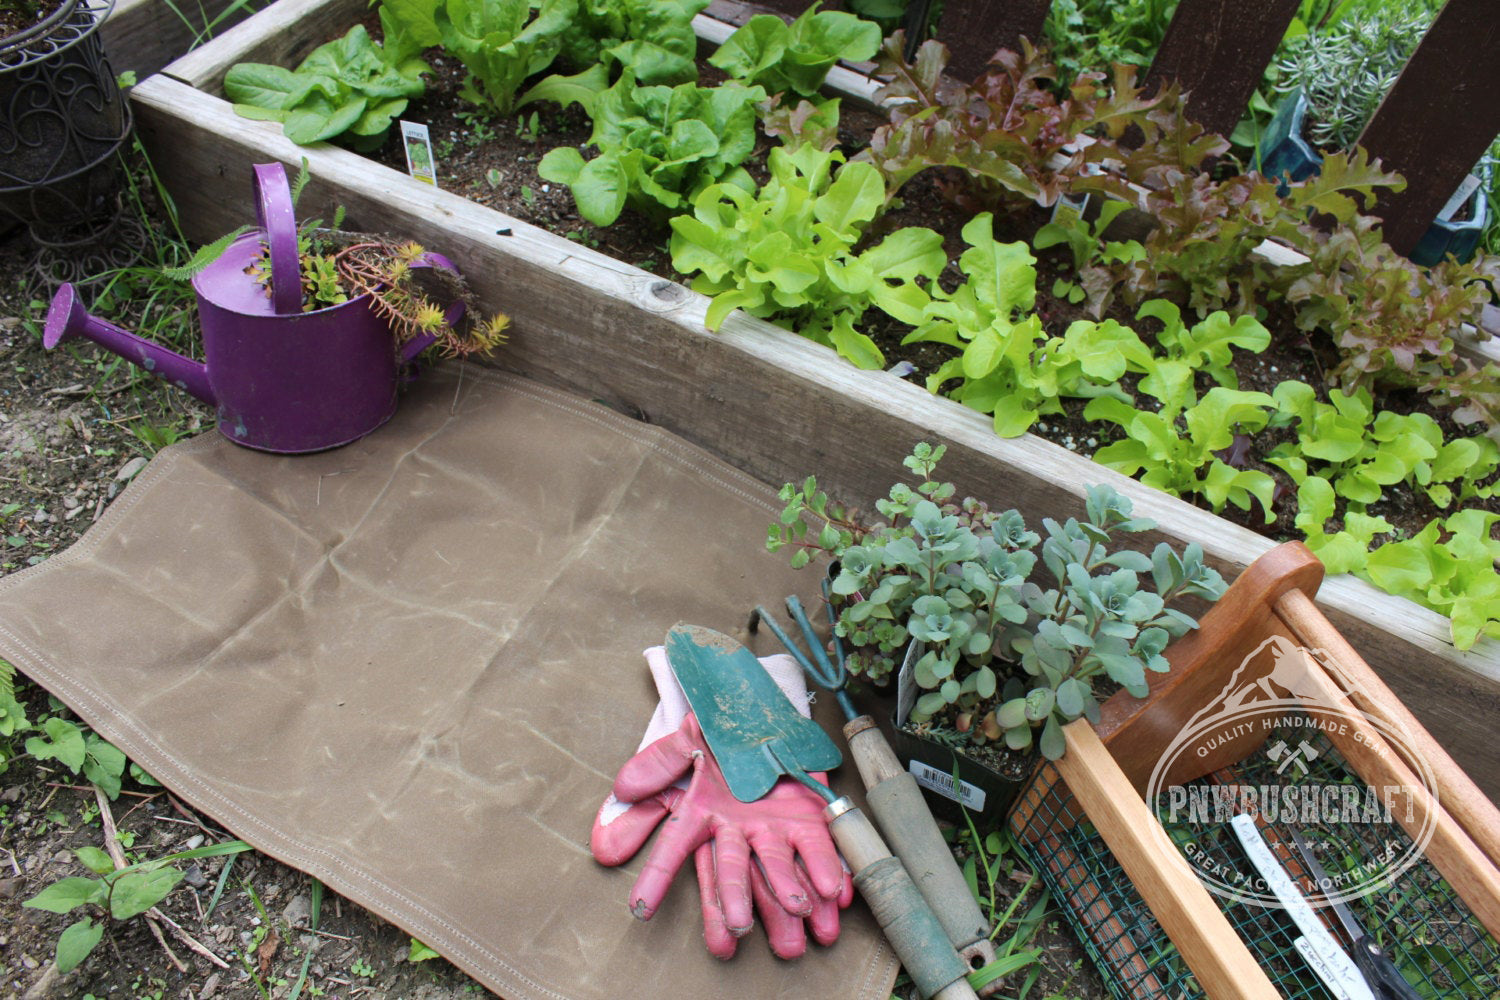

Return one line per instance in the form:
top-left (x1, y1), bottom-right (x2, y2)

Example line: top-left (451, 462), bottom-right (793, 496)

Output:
top-left (45, 283), bottom-right (217, 406)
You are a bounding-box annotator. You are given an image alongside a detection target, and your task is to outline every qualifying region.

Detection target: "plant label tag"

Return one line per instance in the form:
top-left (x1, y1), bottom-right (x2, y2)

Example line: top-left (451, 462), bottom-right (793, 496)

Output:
top-left (400, 121), bottom-right (438, 188)
top-left (1050, 192), bottom-right (1089, 227)
top-left (1437, 173), bottom-right (1481, 223)
top-left (908, 760), bottom-right (987, 811)
top-left (895, 641), bottom-right (922, 729)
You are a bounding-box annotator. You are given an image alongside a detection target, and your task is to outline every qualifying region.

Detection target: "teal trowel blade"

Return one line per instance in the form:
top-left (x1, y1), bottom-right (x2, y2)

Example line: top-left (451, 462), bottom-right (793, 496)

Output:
top-left (665, 623), bottom-right (842, 803)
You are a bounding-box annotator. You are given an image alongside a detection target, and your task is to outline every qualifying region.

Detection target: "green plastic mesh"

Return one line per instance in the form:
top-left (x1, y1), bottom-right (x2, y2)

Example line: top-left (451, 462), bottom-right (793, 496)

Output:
top-left (1008, 716), bottom-right (1500, 999)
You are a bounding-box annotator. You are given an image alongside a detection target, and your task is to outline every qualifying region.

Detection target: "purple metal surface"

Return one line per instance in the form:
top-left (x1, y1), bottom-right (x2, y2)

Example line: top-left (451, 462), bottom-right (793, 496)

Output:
top-left (250, 162), bottom-right (301, 316)
top-left (42, 162), bottom-right (466, 454)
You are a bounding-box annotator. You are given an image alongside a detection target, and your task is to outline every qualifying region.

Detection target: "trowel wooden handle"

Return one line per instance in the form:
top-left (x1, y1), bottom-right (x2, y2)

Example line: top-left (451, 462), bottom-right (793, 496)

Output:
top-left (845, 718), bottom-right (996, 965)
top-left (827, 798), bottom-right (979, 1000)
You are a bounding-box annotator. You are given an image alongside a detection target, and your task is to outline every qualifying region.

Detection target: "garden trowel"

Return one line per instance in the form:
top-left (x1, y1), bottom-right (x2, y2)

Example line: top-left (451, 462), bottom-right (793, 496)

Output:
top-left (664, 624), bottom-right (979, 1000)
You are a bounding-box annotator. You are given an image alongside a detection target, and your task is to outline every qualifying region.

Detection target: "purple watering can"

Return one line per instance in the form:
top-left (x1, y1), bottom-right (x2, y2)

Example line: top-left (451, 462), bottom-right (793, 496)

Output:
top-left (44, 162), bottom-right (461, 454)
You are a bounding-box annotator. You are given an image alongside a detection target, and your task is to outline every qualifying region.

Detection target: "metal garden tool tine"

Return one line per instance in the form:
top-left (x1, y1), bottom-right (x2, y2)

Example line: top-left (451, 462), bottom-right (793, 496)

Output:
top-left (664, 624), bottom-right (979, 1000)
top-left (750, 599), bottom-right (1002, 989)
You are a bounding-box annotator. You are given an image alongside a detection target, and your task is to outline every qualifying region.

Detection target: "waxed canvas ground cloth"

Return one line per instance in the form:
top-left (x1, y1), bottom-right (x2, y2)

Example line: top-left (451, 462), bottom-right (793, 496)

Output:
top-left (0, 367), bottom-right (899, 1000)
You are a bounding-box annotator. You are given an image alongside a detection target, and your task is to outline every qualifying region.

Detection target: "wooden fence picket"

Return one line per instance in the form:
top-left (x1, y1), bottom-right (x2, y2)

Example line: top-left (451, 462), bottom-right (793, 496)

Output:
top-left (1142, 0), bottom-right (1300, 142)
top-left (1354, 0), bottom-right (1500, 256)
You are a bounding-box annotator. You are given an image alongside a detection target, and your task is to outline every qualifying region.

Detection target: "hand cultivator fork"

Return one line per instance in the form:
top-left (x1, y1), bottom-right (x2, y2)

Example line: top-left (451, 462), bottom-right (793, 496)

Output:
top-left (750, 586), bottom-right (1003, 993)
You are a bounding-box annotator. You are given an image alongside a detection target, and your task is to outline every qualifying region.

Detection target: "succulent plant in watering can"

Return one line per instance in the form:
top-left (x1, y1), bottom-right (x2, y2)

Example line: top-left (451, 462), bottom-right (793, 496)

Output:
top-left (770, 443), bottom-right (1227, 759)
top-left (40, 162), bottom-right (506, 454)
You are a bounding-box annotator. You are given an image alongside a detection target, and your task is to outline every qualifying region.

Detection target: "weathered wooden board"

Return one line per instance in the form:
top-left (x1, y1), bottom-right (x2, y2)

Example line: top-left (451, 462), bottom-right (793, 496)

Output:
top-left (162, 0), bottom-right (363, 91)
top-left (129, 64), bottom-right (1500, 801)
top-left (1055, 722), bottom-right (1281, 1000)
top-left (1356, 0), bottom-right (1500, 259)
top-left (101, 0), bottom-right (259, 77)
top-left (1144, 0), bottom-right (1299, 142)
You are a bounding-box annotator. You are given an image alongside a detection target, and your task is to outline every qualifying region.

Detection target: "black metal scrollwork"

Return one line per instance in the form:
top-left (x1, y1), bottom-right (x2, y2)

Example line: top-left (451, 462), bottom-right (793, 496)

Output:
top-left (0, 0), bottom-right (131, 241)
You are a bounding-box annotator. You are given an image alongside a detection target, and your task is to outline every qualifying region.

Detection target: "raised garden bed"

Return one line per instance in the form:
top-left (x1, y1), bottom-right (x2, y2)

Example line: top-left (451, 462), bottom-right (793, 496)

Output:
top-left (128, 0), bottom-right (1500, 804)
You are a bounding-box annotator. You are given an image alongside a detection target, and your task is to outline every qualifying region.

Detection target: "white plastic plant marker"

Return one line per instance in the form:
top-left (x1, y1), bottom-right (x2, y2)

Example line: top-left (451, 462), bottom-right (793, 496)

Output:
top-left (1231, 813), bottom-right (1373, 1000)
top-left (399, 120), bottom-right (438, 188)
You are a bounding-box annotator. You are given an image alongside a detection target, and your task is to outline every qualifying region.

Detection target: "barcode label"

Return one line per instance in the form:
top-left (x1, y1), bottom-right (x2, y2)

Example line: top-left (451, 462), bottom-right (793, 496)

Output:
top-left (908, 760), bottom-right (987, 811)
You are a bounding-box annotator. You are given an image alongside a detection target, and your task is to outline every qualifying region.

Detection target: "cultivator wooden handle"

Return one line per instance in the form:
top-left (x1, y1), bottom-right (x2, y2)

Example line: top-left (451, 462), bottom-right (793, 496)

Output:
top-left (845, 716), bottom-right (998, 978)
top-left (826, 797), bottom-right (980, 1000)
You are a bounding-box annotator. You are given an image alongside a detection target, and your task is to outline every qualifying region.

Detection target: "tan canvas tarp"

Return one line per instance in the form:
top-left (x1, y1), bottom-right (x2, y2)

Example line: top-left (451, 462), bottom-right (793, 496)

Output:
top-left (0, 368), bottom-right (898, 1000)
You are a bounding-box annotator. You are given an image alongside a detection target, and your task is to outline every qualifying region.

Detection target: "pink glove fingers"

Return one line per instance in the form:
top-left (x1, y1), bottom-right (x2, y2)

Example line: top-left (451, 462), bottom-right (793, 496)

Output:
top-left (694, 843), bottom-right (738, 961)
top-left (751, 860), bottom-right (810, 959)
top-left (627, 777), bottom-right (711, 920)
top-left (710, 824), bottom-right (756, 935)
top-left (788, 824), bottom-right (849, 902)
top-left (590, 795), bottom-right (671, 867)
top-left (612, 726), bottom-right (697, 803)
top-left (808, 863), bottom-right (852, 947)
top-left (746, 829), bottom-right (812, 917)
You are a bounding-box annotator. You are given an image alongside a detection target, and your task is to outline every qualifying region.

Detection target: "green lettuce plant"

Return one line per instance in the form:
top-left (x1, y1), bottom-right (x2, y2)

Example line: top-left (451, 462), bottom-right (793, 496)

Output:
top-left (768, 443), bottom-right (1225, 759)
top-left (708, 3), bottom-right (881, 98)
top-left (377, 0), bottom-right (572, 113)
top-left (1032, 200), bottom-right (1146, 307)
top-left (1292, 484), bottom-right (1500, 649)
top-left (1266, 381), bottom-right (1498, 509)
top-left (1085, 386), bottom-right (1279, 522)
top-left (225, 25), bottom-right (427, 150)
top-left (901, 213), bottom-right (1150, 436)
top-left (558, 0), bottom-right (710, 86)
top-left (538, 73), bottom-right (767, 226)
top-left (668, 143), bottom-right (945, 368)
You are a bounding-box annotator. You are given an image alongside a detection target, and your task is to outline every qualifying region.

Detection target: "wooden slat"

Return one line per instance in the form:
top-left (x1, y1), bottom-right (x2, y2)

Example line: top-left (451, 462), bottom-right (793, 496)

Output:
top-left (1354, 0), bottom-right (1500, 258)
top-left (162, 0), bottom-right (363, 93)
top-left (126, 72), bottom-right (1500, 802)
top-left (1143, 0), bottom-right (1299, 141)
top-left (934, 0), bottom-right (1052, 82)
top-left (1096, 542), bottom-right (1325, 790)
top-left (1275, 588), bottom-right (1500, 873)
top-left (1289, 648), bottom-right (1500, 939)
top-left (1053, 722), bottom-right (1281, 1000)
top-left (101, 0), bottom-right (258, 78)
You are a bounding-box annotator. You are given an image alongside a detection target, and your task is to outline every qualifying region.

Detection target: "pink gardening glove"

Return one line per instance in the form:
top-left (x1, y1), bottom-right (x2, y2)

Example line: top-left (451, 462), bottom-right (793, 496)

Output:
top-left (591, 648), bottom-right (853, 960)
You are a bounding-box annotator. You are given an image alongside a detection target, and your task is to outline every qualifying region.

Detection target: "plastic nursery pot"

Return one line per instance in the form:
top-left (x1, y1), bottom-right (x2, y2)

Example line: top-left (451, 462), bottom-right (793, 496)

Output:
top-left (42, 162), bottom-right (464, 454)
top-left (1257, 89), bottom-right (1490, 266)
top-left (0, 0), bottom-right (131, 241)
top-left (890, 642), bottom-right (1039, 828)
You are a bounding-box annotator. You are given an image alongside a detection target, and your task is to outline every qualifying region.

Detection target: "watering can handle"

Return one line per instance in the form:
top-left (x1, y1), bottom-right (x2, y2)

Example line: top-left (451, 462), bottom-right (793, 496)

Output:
top-left (252, 162), bottom-right (302, 316)
top-left (397, 251), bottom-right (469, 368)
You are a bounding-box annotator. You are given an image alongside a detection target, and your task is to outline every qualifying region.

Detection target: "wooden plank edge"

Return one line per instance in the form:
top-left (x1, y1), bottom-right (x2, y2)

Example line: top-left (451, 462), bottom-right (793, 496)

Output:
top-left (103, 0), bottom-right (254, 77)
top-left (1276, 588), bottom-right (1500, 871)
top-left (161, 0), bottom-right (359, 91)
top-left (127, 74), bottom-right (1500, 798)
top-left (1054, 721), bottom-right (1281, 1000)
top-left (1293, 649), bottom-right (1500, 939)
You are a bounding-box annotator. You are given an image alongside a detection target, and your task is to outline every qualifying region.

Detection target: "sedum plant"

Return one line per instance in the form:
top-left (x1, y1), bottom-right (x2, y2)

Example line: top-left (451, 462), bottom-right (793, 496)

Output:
top-left (768, 443), bottom-right (1225, 760)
